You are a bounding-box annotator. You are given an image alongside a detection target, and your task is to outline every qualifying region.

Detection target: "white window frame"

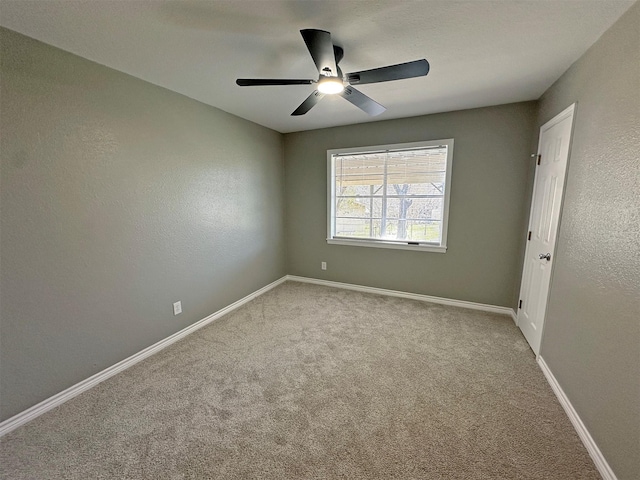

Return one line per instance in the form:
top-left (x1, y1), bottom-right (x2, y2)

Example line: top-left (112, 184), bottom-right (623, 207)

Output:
top-left (327, 139), bottom-right (454, 253)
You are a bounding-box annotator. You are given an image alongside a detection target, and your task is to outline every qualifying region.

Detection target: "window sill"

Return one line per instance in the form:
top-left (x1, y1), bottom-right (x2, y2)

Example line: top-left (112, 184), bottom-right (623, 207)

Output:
top-left (327, 238), bottom-right (447, 253)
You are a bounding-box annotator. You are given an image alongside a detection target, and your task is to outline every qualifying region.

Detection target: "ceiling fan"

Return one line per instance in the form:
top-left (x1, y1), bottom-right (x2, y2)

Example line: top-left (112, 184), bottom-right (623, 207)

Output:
top-left (236, 29), bottom-right (430, 117)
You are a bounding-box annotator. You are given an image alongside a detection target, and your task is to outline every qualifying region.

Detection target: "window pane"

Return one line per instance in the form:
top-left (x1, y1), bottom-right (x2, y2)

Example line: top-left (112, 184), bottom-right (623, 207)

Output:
top-left (384, 198), bottom-right (398, 219)
top-left (336, 197), bottom-right (371, 218)
top-left (406, 221), bottom-right (441, 242)
top-left (382, 220), bottom-right (398, 239)
top-left (335, 218), bottom-right (373, 238)
top-left (406, 197), bottom-right (444, 221)
top-left (404, 182), bottom-right (445, 195)
top-left (371, 197), bottom-right (383, 217)
top-left (335, 155), bottom-right (386, 190)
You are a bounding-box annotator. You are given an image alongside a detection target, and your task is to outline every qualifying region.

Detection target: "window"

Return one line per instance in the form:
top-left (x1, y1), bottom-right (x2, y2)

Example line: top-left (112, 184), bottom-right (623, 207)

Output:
top-left (327, 139), bottom-right (454, 252)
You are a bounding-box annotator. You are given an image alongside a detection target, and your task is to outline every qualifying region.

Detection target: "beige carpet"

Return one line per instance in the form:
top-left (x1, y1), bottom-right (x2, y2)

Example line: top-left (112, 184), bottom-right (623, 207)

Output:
top-left (1, 281), bottom-right (599, 479)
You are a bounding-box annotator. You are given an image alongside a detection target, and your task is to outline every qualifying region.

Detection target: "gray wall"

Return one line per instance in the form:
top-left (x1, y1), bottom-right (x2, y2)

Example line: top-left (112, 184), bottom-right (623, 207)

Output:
top-left (536, 3), bottom-right (640, 479)
top-left (284, 102), bottom-right (537, 308)
top-left (0, 28), bottom-right (286, 421)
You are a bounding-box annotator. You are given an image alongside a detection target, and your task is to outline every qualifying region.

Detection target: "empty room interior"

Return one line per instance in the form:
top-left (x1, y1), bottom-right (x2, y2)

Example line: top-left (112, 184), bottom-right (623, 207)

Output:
top-left (0, 1), bottom-right (638, 479)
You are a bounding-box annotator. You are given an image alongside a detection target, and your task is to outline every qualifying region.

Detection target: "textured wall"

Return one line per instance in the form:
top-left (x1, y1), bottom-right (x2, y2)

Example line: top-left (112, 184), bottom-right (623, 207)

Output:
top-left (0, 28), bottom-right (286, 421)
top-left (536, 3), bottom-right (639, 479)
top-left (284, 102), bottom-right (536, 308)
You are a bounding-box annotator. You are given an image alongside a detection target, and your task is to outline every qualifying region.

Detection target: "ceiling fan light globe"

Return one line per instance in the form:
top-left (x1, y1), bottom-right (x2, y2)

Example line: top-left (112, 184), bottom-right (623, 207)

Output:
top-left (317, 77), bottom-right (344, 94)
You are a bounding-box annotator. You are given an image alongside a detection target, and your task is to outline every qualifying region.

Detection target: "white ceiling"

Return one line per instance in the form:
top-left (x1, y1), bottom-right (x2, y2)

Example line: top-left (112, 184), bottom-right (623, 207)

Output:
top-left (0, 0), bottom-right (635, 133)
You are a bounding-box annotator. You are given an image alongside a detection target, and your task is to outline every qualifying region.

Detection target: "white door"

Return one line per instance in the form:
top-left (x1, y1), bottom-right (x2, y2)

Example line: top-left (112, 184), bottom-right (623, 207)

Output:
top-left (517, 104), bottom-right (575, 355)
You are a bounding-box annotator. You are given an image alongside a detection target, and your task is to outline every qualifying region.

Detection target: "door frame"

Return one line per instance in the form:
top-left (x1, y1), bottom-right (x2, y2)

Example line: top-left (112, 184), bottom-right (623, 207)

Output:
top-left (517, 102), bottom-right (577, 356)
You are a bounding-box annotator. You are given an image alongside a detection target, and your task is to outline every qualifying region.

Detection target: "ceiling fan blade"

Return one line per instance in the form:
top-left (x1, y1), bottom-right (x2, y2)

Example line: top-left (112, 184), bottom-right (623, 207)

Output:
top-left (339, 86), bottom-right (386, 116)
top-left (236, 79), bottom-right (314, 86)
top-left (300, 29), bottom-right (338, 77)
top-left (346, 59), bottom-right (430, 85)
top-left (291, 90), bottom-right (325, 116)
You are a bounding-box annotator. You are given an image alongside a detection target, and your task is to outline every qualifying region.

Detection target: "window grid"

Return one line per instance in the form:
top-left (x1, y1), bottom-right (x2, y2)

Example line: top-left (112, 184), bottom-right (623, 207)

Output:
top-left (333, 148), bottom-right (447, 244)
top-left (328, 140), bottom-right (454, 252)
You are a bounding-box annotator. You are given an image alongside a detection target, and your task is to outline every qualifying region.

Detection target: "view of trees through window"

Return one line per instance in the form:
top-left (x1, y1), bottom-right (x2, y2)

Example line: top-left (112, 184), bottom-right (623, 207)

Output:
top-left (333, 146), bottom-right (448, 244)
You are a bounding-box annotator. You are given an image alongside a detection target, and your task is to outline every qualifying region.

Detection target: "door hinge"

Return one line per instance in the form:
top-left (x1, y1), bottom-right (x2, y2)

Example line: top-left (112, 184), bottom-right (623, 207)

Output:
top-left (519, 299), bottom-right (523, 309)
top-left (528, 231), bottom-right (532, 240)
top-left (537, 154), bottom-right (541, 165)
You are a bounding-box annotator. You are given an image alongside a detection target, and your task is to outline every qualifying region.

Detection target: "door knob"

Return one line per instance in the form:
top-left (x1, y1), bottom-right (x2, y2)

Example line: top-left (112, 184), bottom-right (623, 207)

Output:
top-left (539, 253), bottom-right (551, 261)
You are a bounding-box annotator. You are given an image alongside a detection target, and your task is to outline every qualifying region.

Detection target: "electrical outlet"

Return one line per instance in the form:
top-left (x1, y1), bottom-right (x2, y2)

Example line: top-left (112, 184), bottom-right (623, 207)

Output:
top-left (173, 301), bottom-right (182, 316)
top-left (321, 262), bottom-right (327, 270)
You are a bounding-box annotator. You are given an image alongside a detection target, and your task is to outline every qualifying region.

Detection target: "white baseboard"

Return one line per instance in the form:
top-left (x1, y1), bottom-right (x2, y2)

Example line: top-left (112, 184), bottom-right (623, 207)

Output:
top-left (537, 356), bottom-right (617, 480)
top-left (510, 309), bottom-right (518, 324)
top-left (287, 275), bottom-right (515, 318)
top-left (0, 276), bottom-right (288, 437)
